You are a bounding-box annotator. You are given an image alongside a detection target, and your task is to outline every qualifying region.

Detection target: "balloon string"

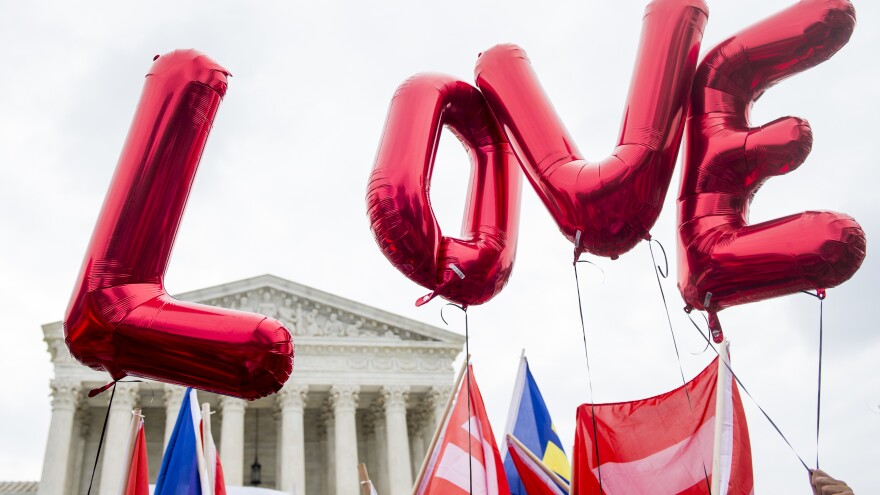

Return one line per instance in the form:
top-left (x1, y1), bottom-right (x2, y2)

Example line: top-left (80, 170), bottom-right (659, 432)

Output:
top-left (800, 289), bottom-right (825, 470)
top-left (572, 259), bottom-right (602, 493)
top-left (442, 303), bottom-right (473, 495)
top-left (86, 381), bottom-right (117, 495)
top-left (648, 240), bottom-right (711, 494)
top-left (685, 311), bottom-right (811, 473)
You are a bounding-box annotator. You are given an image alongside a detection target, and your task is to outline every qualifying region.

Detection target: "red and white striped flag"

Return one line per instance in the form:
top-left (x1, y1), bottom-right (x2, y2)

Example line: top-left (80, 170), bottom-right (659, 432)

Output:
top-left (572, 356), bottom-right (753, 495)
top-left (201, 403), bottom-right (226, 495)
top-left (120, 410), bottom-right (149, 495)
top-left (417, 365), bottom-right (511, 495)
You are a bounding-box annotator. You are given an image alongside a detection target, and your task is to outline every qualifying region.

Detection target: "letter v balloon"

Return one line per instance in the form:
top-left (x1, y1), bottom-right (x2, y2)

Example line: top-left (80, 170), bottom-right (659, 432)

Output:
top-left (475, 0), bottom-right (708, 260)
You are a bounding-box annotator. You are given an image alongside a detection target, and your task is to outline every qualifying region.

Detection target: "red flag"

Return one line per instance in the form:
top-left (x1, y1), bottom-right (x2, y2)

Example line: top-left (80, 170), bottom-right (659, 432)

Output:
top-left (506, 436), bottom-right (567, 495)
top-left (124, 416), bottom-right (149, 495)
top-left (572, 357), bottom-right (753, 495)
top-left (417, 365), bottom-right (511, 495)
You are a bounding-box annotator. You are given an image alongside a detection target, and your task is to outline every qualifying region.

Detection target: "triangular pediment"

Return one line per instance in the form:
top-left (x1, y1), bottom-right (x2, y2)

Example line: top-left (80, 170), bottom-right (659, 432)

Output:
top-left (174, 274), bottom-right (464, 345)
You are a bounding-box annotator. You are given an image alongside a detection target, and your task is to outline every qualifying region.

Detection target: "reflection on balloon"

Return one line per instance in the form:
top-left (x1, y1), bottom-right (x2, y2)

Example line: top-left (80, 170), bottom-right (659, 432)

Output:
top-left (475, 0), bottom-right (708, 260)
top-left (64, 50), bottom-right (293, 400)
top-left (677, 0), bottom-right (866, 342)
top-left (367, 74), bottom-right (522, 308)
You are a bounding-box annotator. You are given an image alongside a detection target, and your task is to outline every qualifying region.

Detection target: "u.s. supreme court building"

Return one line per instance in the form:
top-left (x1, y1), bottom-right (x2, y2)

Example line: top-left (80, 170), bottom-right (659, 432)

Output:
top-left (19, 275), bottom-right (465, 495)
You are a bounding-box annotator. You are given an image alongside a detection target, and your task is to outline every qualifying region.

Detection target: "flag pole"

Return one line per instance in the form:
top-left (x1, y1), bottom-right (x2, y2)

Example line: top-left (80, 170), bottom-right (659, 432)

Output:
top-left (116, 408), bottom-right (143, 495)
top-left (411, 354), bottom-right (470, 495)
top-left (358, 463), bottom-right (375, 495)
top-left (507, 434), bottom-right (571, 494)
top-left (711, 339), bottom-right (730, 495)
top-left (189, 392), bottom-right (211, 495)
top-left (502, 350), bottom-right (528, 446)
top-left (202, 402), bottom-right (215, 495)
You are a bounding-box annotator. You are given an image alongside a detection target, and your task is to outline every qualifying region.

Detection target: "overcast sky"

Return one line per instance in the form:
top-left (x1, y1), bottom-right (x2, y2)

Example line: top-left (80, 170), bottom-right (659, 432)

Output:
top-left (1, 0), bottom-right (878, 492)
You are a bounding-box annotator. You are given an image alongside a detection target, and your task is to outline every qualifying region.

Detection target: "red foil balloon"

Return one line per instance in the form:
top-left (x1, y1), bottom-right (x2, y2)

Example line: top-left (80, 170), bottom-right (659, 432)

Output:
top-left (677, 0), bottom-right (866, 342)
top-left (475, 0), bottom-right (708, 260)
top-left (367, 74), bottom-right (522, 307)
top-left (64, 50), bottom-right (293, 400)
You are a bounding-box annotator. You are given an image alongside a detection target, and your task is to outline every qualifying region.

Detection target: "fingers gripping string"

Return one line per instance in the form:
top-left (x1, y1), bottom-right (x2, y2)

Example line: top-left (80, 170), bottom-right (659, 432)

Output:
top-left (648, 240), bottom-right (711, 494)
top-left (684, 311), bottom-right (811, 473)
top-left (572, 257), bottom-right (603, 493)
top-left (441, 303), bottom-right (473, 494)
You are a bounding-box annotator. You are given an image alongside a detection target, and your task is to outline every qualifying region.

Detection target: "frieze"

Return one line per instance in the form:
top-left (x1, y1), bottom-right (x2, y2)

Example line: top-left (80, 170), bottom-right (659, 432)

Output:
top-left (198, 287), bottom-right (436, 342)
top-left (292, 354), bottom-right (454, 374)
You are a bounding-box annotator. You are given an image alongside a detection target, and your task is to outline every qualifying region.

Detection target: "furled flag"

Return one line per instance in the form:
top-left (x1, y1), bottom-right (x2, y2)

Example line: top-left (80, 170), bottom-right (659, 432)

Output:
top-left (155, 388), bottom-right (212, 495)
top-left (120, 410), bottom-right (149, 495)
top-left (572, 356), bottom-right (754, 495)
top-left (503, 354), bottom-right (571, 494)
top-left (201, 403), bottom-right (226, 495)
top-left (416, 364), bottom-right (510, 495)
top-left (506, 435), bottom-right (568, 495)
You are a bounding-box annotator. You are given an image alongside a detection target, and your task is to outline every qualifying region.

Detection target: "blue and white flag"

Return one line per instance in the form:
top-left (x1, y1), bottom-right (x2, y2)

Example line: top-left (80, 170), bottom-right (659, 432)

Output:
top-left (155, 388), bottom-right (211, 495)
top-left (503, 354), bottom-right (571, 495)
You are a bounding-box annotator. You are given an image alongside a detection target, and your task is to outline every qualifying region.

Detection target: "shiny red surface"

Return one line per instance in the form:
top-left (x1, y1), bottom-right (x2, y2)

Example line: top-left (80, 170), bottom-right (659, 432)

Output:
top-left (475, 0), bottom-right (708, 260)
top-left (677, 0), bottom-right (866, 341)
top-left (64, 50), bottom-right (293, 400)
top-left (367, 74), bottom-right (522, 307)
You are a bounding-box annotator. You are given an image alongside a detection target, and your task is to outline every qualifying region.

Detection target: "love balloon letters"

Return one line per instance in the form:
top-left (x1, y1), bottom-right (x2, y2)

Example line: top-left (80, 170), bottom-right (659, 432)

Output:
top-left (369, 0), bottom-right (709, 307)
top-left (368, 0), bottom-right (865, 327)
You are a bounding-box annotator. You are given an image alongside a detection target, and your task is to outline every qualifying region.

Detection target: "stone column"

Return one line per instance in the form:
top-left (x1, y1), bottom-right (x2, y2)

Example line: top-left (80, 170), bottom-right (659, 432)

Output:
top-left (38, 380), bottom-right (81, 495)
top-left (408, 405), bottom-right (429, 481)
top-left (67, 406), bottom-right (92, 495)
top-left (330, 384), bottom-right (360, 495)
top-left (382, 385), bottom-right (413, 495)
top-left (277, 384), bottom-right (308, 495)
top-left (219, 396), bottom-right (247, 486)
top-left (99, 382), bottom-right (140, 495)
top-left (369, 404), bottom-right (389, 495)
top-left (320, 405), bottom-right (336, 494)
top-left (163, 385), bottom-right (186, 449)
top-left (426, 386), bottom-right (451, 432)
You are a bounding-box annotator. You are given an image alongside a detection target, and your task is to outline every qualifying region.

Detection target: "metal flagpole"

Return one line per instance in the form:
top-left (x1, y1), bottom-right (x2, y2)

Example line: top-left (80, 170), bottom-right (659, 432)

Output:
top-left (202, 403), bottom-right (215, 495)
top-left (711, 340), bottom-right (730, 495)
top-left (190, 392), bottom-right (211, 495)
top-left (116, 408), bottom-right (142, 495)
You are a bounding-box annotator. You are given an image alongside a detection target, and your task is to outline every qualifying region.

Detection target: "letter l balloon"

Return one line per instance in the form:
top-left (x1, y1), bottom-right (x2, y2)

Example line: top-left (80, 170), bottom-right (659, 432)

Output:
top-left (64, 51), bottom-right (294, 400)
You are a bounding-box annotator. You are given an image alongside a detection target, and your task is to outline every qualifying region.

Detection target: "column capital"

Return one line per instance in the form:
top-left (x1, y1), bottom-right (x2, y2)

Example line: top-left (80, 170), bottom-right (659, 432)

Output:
top-left (49, 380), bottom-right (82, 412)
top-left (77, 403), bottom-right (93, 438)
top-left (426, 385), bottom-right (451, 407)
top-left (277, 383), bottom-right (309, 410)
top-left (329, 384), bottom-right (360, 413)
top-left (408, 406), bottom-right (429, 436)
top-left (380, 385), bottom-right (410, 412)
top-left (163, 384), bottom-right (187, 406)
top-left (218, 395), bottom-right (248, 414)
top-left (110, 382), bottom-right (140, 411)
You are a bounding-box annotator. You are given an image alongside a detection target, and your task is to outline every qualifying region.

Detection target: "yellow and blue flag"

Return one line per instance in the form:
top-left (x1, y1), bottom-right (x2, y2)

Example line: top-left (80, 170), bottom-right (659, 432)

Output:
top-left (503, 354), bottom-right (570, 495)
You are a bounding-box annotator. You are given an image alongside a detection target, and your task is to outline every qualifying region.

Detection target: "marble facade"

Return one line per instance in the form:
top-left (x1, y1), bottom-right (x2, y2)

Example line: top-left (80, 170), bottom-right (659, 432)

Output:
top-left (35, 275), bottom-right (464, 495)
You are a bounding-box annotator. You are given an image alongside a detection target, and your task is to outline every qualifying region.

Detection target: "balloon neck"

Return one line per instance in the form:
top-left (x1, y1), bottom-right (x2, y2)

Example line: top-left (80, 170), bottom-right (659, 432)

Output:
top-left (708, 311), bottom-right (724, 343)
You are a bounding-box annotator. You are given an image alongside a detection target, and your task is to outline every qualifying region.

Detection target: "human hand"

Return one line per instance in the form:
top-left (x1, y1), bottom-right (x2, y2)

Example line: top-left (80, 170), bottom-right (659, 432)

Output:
top-left (811, 469), bottom-right (854, 495)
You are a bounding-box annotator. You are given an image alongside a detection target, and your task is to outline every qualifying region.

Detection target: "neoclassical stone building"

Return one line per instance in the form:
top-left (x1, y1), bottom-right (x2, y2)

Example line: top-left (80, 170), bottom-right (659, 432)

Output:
top-left (35, 275), bottom-right (464, 495)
